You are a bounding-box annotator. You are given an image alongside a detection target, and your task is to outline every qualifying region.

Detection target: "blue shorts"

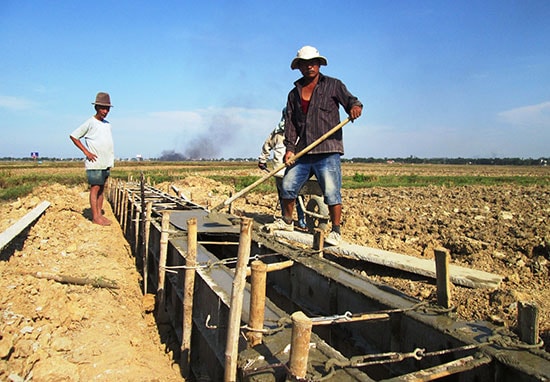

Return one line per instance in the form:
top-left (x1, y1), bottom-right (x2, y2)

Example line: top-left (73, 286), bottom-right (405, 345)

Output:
top-left (86, 168), bottom-right (110, 186)
top-left (281, 153), bottom-right (342, 206)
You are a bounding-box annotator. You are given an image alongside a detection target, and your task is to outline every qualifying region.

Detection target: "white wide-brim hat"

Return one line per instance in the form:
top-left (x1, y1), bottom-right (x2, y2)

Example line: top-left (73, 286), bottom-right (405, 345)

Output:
top-left (290, 46), bottom-right (328, 70)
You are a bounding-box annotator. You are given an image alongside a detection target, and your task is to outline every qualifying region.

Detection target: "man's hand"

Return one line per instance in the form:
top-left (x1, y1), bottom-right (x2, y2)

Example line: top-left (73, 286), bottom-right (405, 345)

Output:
top-left (85, 151), bottom-right (98, 162)
top-left (258, 162), bottom-right (268, 171)
top-left (349, 105), bottom-right (362, 121)
top-left (284, 151), bottom-right (295, 166)
top-left (70, 136), bottom-right (98, 162)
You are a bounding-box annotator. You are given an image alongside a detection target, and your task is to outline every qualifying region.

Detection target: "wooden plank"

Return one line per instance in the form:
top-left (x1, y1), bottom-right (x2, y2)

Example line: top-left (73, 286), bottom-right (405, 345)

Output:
top-left (273, 230), bottom-right (503, 289)
top-left (0, 201), bottom-right (50, 251)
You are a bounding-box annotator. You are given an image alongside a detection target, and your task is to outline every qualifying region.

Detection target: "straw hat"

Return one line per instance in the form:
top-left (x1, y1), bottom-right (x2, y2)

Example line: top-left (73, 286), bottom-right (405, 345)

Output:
top-left (92, 92), bottom-right (113, 107)
top-left (291, 46), bottom-right (328, 70)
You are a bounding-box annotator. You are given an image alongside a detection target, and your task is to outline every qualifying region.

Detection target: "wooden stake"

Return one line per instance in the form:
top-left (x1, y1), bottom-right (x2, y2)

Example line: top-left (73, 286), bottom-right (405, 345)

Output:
top-left (518, 301), bottom-right (540, 345)
top-left (435, 247), bottom-right (451, 309)
top-left (134, 204), bottom-right (141, 254)
top-left (132, 192), bottom-right (140, 254)
top-left (117, 181), bottom-right (124, 223)
top-left (157, 211), bottom-right (171, 313)
top-left (114, 180), bottom-right (119, 221)
top-left (289, 311), bottom-right (313, 380)
top-left (112, 180), bottom-right (119, 218)
top-left (106, 177), bottom-right (112, 202)
top-left (143, 201), bottom-right (153, 294)
top-left (313, 228), bottom-right (325, 257)
top-left (247, 260), bottom-right (267, 347)
top-left (140, 172), bottom-right (147, 290)
top-left (121, 187), bottom-right (128, 232)
top-left (224, 218), bottom-right (253, 382)
top-left (181, 217), bottom-right (198, 377)
top-left (245, 259), bottom-right (293, 276)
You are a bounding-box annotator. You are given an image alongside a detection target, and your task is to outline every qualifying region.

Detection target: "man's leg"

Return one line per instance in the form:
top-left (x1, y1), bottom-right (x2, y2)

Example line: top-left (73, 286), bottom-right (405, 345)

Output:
top-left (97, 185), bottom-right (104, 213)
top-left (97, 185), bottom-right (111, 225)
top-left (296, 195), bottom-right (306, 228)
top-left (281, 159), bottom-right (311, 225)
top-left (90, 184), bottom-right (110, 226)
top-left (264, 160), bottom-right (309, 232)
top-left (275, 177), bottom-right (285, 217)
top-left (325, 204), bottom-right (342, 245)
top-left (313, 154), bottom-right (342, 226)
top-left (313, 154), bottom-right (342, 244)
top-left (282, 198), bottom-right (295, 224)
top-left (90, 185), bottom-right (102, 224)
top-left (329, 204), bottom-right (342, 228)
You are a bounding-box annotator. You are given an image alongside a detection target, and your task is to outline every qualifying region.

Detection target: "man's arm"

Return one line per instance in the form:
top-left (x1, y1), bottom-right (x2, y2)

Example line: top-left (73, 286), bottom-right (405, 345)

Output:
top-left (70, 135), bottom-right (97, 162)
top-left (258, 131), bottom-right (276, 170)
top-left (334, 78), bottom-right (363, 120)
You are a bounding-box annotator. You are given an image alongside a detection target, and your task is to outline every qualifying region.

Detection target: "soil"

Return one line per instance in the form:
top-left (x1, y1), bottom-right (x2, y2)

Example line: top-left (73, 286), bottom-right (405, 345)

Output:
top-left (1, 168), bottom-right (549, 380)
top-left (0, 184), bottom-right (182, 381)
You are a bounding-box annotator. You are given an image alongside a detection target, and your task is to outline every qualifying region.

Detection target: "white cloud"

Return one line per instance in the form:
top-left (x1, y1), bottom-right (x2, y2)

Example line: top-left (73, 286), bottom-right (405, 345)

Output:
top-left (0, 95), bottom-right (35, 110)
top-left (497, 101), bottom-right (550, 128)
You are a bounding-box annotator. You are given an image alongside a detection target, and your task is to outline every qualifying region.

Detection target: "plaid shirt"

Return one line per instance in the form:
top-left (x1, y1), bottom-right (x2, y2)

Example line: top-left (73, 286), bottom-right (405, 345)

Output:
top-left (284, 73), bottom-right (362, 155)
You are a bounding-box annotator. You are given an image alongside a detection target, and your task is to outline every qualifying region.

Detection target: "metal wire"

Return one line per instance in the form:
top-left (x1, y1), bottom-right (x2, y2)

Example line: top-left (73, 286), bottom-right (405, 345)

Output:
top-left (160, 252), bottom-right (282, 271)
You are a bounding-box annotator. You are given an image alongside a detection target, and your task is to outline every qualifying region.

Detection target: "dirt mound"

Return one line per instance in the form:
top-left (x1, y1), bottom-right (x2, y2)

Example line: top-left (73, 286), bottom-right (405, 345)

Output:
top-left (0, 184), bottom-right (181, 381)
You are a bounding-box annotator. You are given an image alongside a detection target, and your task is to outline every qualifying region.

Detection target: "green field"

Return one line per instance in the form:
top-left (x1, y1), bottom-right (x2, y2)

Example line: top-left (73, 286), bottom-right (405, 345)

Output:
top-left (1, 160), bottom-right (548, 201)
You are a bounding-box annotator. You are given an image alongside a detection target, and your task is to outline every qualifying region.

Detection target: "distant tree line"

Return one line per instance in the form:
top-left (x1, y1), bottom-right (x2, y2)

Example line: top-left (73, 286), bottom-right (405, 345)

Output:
top-left (0, 156), bottom-right (548, 166)
top-left (344, 157), bottom-right (549, 166)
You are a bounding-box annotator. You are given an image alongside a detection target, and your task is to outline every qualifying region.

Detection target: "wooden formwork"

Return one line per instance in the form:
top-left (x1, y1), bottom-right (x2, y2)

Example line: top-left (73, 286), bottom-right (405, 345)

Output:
top-left (109, 179), bottom-right (550, 382)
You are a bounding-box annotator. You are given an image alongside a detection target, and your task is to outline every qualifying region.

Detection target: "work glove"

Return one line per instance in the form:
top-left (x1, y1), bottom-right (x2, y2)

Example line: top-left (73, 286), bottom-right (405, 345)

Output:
top-left (258, 162), bottom-right (268, 171)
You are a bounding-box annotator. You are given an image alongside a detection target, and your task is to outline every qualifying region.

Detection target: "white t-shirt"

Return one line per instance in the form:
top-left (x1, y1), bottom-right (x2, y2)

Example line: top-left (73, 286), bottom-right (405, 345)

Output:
top-left (70, 116), bottom-right (114, 170)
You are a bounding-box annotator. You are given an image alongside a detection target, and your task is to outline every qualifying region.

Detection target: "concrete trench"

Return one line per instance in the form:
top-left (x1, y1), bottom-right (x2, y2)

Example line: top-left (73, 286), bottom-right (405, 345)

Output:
top-left (109, 180), bottom-right (550, 381)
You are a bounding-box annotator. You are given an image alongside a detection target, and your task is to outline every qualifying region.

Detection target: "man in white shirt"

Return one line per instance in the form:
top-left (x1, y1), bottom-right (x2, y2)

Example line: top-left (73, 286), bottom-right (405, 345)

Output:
top-left (70, 92), bottom-right (115, 226)
top-left (258, 107), bottom-right (306, 229)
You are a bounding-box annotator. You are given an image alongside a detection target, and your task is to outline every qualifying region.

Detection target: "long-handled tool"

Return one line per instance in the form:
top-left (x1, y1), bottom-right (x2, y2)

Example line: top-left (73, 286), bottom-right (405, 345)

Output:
top-left (207, 117), bottom-right (351, 223)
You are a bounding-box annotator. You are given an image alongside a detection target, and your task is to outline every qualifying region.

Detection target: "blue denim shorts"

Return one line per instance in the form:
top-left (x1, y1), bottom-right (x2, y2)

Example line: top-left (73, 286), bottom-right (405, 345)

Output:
top-left (281, 153), bottom-right (342, 205)
top-left (86, 168), bottom-right (110, 186)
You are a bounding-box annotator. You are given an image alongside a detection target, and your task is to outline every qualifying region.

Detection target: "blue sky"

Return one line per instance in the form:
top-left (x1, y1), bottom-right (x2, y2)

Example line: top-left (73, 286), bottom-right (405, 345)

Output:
top-left (1, 1), bottom-right (549, 160)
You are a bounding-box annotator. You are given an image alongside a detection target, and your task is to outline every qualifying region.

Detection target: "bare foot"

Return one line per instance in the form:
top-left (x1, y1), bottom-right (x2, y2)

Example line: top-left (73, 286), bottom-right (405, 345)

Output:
top-left (92, 217), bottom-right (111, 226)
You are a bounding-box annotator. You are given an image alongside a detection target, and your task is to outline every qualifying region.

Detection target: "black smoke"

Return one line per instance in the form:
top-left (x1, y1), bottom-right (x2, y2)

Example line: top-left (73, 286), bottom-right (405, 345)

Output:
top-left (159, 111), bottom-right (240, 161)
